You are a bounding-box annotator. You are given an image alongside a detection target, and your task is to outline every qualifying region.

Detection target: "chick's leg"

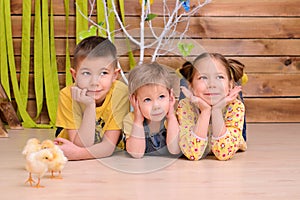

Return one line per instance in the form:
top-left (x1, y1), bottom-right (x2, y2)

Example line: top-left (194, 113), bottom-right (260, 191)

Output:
top-left (51, 171), bottom-right (63, 179)
top-left (34, 178), bottom-right (45, 188)
top-left (25, 172), bottom-right (35, 186)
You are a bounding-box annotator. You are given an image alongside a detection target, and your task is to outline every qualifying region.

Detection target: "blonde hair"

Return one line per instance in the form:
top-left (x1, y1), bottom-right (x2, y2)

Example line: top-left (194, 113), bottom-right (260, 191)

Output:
top-left (128, 62), bottom-right (172, 95)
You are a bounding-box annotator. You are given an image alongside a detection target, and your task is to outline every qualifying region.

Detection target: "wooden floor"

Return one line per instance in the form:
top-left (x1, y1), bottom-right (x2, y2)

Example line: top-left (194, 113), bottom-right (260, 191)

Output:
top-left (1, 123), bottom-right (300, 199)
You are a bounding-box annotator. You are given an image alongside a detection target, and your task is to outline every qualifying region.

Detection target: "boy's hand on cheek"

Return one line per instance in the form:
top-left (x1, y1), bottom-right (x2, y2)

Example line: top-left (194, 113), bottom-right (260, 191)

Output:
top-left (71, 86), bottom-right (95, 106)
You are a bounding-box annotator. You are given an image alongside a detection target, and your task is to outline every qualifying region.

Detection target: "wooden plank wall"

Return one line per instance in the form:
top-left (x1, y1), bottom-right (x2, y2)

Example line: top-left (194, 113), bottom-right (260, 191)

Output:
top-left (9, 0), bottom-right (300, 123)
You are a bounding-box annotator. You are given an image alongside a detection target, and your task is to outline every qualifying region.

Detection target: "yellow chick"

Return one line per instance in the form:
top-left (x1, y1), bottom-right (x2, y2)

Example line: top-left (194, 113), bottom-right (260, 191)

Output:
top-left (22, 138), bottom-right (41, 159)
top-left (41, 139), bottom-right (68, 179)
top-left (25, 148), bottom-right (53, 188)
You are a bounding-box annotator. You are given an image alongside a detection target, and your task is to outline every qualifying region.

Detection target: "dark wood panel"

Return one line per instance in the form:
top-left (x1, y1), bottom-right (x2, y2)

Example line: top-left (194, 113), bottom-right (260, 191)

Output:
top-left (228, 57), bottom-right (300, 74)
top-left (10, 0), bottom-right (300, 17)
top-left (244, 98), bottom-right (300, 122)
top-left (123, 0), bottom-right (300, 17)
top-left (7, 73), bottom-right (300, 99)
top-left (10, 0), bottom-right (76, 15)
top-left (13, 56), bottom-right (300, 74)
top-left (243, 74), bottom-right (300, 97)
top-left (11, 16), bottom-right (300, 39)
top-left (11, 38), bottom-right (300, 56)
top-left (9, 0), bottom-right (300, 123)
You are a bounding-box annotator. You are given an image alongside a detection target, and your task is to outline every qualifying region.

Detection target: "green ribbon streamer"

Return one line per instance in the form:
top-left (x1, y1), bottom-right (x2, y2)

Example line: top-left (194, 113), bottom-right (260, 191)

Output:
top-left (49, 0), bottom-right (59, 125)
top-left (64, 0), bottom-right (73, 86)
top-left (3, 0), bottom-right (51, 128)
top-left (42, 0), bottom-right (58, 126)
top-left (107, 0), bottom-right (115, 42)
top-left (19, 0), bottom-right (31, 108)
top-left (0, 0), bottom-right (11, 98)
top-left (76, 0), bottom-right (88, 44)
top-left (97, 0), bottom-right (107, 37)
top-left (34, 0), bottom-right (44, 119)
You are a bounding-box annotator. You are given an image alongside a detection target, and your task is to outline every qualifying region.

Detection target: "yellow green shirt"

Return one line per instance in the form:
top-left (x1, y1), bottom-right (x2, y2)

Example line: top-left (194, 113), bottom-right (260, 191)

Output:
top-left (55, 80), bottom-right (129, 148)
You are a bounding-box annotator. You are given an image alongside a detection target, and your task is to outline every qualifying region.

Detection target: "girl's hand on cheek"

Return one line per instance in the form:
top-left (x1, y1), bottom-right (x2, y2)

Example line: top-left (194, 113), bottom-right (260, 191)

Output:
top-left (130, 95), bottom-right (144, 124)
top-left (71, 86), bottom-right (95, 106)
top-left (213, 86), bottom-right (242, 110)
top-left (181, 86), bottom-right (211, 112)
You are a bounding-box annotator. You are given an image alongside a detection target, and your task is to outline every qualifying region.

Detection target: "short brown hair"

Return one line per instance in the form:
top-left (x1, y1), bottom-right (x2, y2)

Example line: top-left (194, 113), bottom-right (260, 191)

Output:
top-left (73, 36), bottom-right (117, 69)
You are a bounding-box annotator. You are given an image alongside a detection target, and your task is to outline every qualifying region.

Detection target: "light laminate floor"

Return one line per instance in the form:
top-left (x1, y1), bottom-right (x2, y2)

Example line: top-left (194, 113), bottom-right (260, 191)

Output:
top-left (1, 123), bottom-right (300, 200)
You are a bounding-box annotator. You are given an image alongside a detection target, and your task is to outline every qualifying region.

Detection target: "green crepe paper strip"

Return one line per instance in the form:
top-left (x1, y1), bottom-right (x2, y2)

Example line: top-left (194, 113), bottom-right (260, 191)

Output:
top-left (34, 0), bottom-right (44, 119)
top-left (19, 0), bottom-right (31, 107)
top-left (118, 0), bottom-right (136, 69)
top-left (107, 0), bottom-right (115, 42)
top-left (76, 0), bottom-right (88, 44)
top-left (42, 0), bottom-right (58, 126)
top-left (4, 0), bottom-right (50, 128)
top-left (64, 0), bottom-right (73, 86)
top-left (0, 0), bottom-right (11, 98)
top-left (97, 0), bottom-right (107, 37)
top-left (49, 0), bottom-right (60, 124)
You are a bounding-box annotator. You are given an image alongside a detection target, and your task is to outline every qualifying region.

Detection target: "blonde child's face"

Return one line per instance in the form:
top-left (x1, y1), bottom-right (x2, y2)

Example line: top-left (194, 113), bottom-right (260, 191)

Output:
top-left (71, 57), bottom-right (118, 105)
top-left (191, 57), bottom-right (232, 106)
top-left (135, 84), bottom-right (170, 122)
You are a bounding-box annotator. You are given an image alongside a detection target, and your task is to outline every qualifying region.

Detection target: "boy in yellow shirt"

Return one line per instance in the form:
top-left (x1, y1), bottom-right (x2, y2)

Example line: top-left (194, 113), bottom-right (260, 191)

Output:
top-left (54, 36), bottom-right (129, 160)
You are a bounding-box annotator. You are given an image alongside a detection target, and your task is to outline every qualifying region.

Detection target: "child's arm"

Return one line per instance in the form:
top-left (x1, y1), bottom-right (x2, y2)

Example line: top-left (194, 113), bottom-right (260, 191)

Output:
top-left (55, 130), bottom-right (121, 160)
top-left (69, 87), bottom-right (96, 147)
top-left (166, 90), bottom-right (180, 155)
top-left (211, 86), bottom-right (241, 138)
top-left (181, 87), bottom-right (211, 138)
top-left (177, 87), bottom-right (211, 160)
top-left (126, 124), bottom-right (146, 158)
top-left (211, 97), bottom-right (245, 161)
top-left (125, 95), bottom-right (146, 158)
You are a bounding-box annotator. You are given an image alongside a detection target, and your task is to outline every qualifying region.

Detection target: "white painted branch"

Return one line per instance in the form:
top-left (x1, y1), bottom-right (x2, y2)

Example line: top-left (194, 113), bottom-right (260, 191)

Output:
top-left (75, 2), bottom-right (107, 33)
top-left (111, 0), bottom-right (140, 46)
top-left (102, 0), bottom-right (113, 41)
top-left (139, 0), bottom-right (146, 64)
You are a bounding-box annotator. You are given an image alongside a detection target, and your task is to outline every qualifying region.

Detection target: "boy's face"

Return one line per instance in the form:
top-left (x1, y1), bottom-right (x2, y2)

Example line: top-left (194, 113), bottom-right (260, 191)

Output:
top-left (135, 84), bottom-right (170, 122)
top-left (71, 57), bottom-right (119, 105)
top-left (191, 57), bottom-right (232, 106)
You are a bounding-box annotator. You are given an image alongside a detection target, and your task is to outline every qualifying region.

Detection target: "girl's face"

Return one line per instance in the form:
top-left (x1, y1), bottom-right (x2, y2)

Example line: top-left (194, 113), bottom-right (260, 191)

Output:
top-left (71, 57), bottom-right (119, 105)
top-left (191, 57), bottom-right (232, 106)
top-left (135, 84), bottom-right (170, 122)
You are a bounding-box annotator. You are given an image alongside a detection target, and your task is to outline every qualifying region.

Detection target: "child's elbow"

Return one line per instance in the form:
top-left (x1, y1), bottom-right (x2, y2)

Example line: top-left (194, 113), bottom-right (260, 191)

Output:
top-left (106, 148), bottom-right (115, 157)
top-left (128, 151), bottom-right (144, 159)
top-left (168, 147), bottom-right (181, 155)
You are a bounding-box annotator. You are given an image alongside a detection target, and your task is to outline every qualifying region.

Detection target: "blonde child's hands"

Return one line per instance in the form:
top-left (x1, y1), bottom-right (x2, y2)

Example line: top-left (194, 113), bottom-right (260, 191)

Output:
top-left (167, 89), bottom-right (176, 119)
top-left (130, 94), bottom-right (144, 124)
top-left (213, 86), bottom-right (242, 110)
top-left (181, 86), bottom-right (211, 112)
top-left (71, 86), bottom-right (95, 106)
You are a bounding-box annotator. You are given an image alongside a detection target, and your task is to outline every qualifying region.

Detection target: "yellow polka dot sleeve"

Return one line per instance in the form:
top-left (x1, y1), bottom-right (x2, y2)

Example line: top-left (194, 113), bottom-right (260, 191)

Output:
top-left (176, 98), bottom-right (247, 161)
top-left (176, 99), bottom-right (209, 161)
top-left (211, 100), bottom-right (247, 161)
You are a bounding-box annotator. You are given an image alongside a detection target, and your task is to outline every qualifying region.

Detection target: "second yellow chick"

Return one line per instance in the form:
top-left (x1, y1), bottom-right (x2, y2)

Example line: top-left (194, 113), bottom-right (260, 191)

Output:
top-left (41, 139), bottom-right (68, 179)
